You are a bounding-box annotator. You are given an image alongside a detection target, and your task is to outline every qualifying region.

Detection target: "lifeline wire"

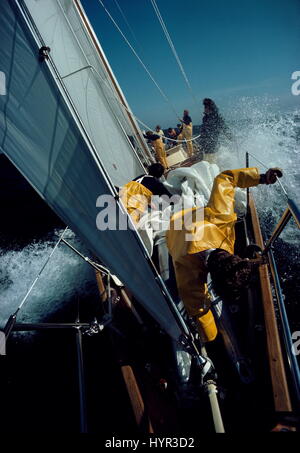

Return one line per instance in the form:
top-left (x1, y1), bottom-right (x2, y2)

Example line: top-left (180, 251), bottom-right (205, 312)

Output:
top-left (150, 0), bottom-right (198, 105)
top-left (16, 227), bottom-right (69, 313)
top-left (97, 0), bottom-right (180, 120)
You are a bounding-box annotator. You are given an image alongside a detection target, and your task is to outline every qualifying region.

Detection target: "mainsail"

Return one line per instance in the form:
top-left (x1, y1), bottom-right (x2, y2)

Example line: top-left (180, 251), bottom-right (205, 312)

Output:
top-left (0, 0), bottom-right (188, 341)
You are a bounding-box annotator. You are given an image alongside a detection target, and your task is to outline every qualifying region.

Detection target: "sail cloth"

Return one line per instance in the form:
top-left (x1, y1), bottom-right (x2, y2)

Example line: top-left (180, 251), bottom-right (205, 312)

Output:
top-left (23, 0), bottom-right (147, 188)
top-left (165, 161), bottom-right (247, 215)
top-left (0, 0), bottom-right (186, 341)
top-left (165, 162), bottom-right (220, 202)
top-left (135, 162), bottom-right (247, 278)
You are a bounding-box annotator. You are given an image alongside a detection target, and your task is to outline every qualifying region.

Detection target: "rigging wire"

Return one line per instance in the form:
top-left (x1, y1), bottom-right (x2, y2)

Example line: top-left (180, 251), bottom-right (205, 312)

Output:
top-left (11, 226), bottom-right (114, 320)
top-left (59, 0), bottom-right (199, 146)
top-left (89, 63), bottom-right (201, 142)
top-left (247, 151), bottom-right (288, 197)
top-left (97, 0), bottom-right (180, 120)
top-left (71, 63), bottom-right (202, 144)
top-left (150, 0), bottom-right (198, 105)
top-left (15, 227), bottom-right (69, 314)
top-left (113, 0), bottom-right (146, 56)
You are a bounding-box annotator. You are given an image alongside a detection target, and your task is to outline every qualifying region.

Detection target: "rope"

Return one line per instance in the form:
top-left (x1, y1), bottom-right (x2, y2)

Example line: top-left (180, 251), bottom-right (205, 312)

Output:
top-left (159, 131), bottom-right (201, 143)
top-left (246, 151), bottom-right (288, 197)
top-left (59, 0), bottom-right (199, 146)
top-left (78, 64), bottom-right (201, 144)
top-left (15, 227), bottom-right (69, 314)
top-left (150, 0), bottom-right (198, 105)
top-left (58, 0), bottom-right (201, 147)
top-left (247, 151), bottom-right (269, 170)
top-left (59, 239), bottom-right (113, 318)
top-left (97, 0), bottom-right (180, 119)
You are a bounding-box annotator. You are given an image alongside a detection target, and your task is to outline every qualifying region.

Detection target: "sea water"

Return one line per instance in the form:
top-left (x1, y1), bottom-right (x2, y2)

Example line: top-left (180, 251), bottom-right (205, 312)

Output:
top-left (0, 99), bottom-right (299, 431)
top-left (1, 100), bottom-right (299, 329)
top-left (0, 158), bottom-right (133, 432)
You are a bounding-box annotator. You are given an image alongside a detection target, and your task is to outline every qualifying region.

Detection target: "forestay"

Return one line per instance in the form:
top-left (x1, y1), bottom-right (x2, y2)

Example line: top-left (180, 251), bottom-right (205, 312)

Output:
top-left (0, 0), bottom-right (186, 341)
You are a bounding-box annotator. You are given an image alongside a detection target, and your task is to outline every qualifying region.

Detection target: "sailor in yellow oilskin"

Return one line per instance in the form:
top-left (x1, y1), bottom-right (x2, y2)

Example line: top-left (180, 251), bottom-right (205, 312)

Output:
top-left (120, 163), bottom-right (171, 225)
top-left (178, 110), bottom-right (194, 157)
top-left (144, 131), bottom-right (169, 169)
top-left (166, 166), bottom-right (283, 343)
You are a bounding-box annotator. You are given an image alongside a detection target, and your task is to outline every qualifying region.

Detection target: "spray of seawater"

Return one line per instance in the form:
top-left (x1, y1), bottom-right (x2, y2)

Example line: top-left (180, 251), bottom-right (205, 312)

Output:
top-left (0, 229), bottom-right (97, 328)
top-left (215, 97), bottom-right (300, 329)
top-left (216, 97), bottom-right (299, 233)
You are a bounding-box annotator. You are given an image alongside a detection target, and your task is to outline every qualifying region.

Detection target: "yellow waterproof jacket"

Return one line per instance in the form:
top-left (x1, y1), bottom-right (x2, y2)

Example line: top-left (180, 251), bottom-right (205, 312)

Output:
top-left (166, 167), bottom-right (260, 341)
top-left (120, 180), bottom-right (153, 225)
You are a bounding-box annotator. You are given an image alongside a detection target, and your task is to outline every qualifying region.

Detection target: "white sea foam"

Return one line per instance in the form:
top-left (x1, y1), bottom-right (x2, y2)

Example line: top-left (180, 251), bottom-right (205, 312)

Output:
top-left (215, 99), bottom-right (300, 245)
top-left (0, 229), bottom-right (96, 327)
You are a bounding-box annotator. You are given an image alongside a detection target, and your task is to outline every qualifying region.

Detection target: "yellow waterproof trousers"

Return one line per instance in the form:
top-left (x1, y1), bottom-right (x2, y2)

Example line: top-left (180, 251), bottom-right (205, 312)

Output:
top-left (172, 253), bottom-right (217, 342)
top-left (167, 168), bottom-right (261, 342)
top-left (181, 124), bottom-right (194, 157)
top-left (153, 139), bottom-right (168, 169)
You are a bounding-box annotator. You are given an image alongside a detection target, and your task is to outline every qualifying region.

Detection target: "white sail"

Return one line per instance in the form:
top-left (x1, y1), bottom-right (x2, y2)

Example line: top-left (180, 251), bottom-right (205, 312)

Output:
top-left (23, 0), bottom-right (149, 188)
top-left (0, 0), bottom-right (187, 341)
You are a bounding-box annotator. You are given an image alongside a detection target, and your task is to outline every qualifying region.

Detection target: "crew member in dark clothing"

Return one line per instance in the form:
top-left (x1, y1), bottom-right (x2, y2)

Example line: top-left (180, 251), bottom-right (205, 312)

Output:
top-left (166, 128), bottom-right (177, 148)
top-left (175, 123), bottom-right (183, 136)
top-left (181, 110), bottom-right (192, 127)
top-left (133, 163), bottom-right (171, 197)
top-left (120, 163), bottom-right (171, 224)
top-left (199, 98), bottom-right (231, 161)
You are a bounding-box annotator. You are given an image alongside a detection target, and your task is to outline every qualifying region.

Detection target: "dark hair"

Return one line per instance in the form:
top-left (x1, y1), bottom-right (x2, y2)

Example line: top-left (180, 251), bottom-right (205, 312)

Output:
top-left (148, 163), bottom-right (165, 178)
top-left (203, 98), bottom-right (219, 114)
top-left (207, 250), bottom-right (253, 300)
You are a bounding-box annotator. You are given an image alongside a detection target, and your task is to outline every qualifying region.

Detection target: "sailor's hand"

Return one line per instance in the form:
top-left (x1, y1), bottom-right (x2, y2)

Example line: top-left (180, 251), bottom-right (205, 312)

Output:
top-left (261, 167), bottom-right (283, 184)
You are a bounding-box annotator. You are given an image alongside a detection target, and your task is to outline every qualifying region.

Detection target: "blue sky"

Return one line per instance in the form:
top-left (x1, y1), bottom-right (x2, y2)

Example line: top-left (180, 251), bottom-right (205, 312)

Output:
top-left (81, 0), bottom-right (300, 128)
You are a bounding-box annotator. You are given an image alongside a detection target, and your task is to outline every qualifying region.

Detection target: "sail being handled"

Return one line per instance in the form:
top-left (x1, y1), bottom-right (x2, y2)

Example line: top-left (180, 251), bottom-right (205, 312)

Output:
top-left (0, 0), bottom-right (187, 342)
